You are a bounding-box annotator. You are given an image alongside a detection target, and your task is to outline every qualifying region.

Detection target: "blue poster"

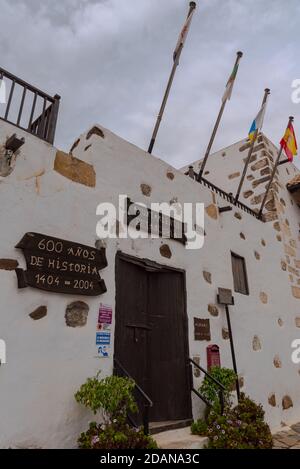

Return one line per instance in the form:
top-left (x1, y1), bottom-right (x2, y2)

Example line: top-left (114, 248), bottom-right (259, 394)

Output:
top-left (96, 332), bottom-right (111, 345)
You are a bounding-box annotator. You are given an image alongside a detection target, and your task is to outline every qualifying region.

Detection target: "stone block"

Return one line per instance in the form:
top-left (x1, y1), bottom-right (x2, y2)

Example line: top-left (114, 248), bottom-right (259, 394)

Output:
top-left (160, 244), bottom-right (172, 259)
top-left (205, 204), bottom-right (218, 220)
top-left (54, 150), bottom-right (96, 187)
top-left (29, 306), bottom-right (47, 320)
top-left (228, 172), bottom-right (240, 180)
top-left (203, 271), bottom-right (212, 284)
top-left (268, 393), bottom-right (276, 407)
top-left (65, 301), bottom-right (89, 327)
top-left (208, 304), bottom-right (219, 317)
top-left (259, 292), bottom-right (268, 304)
top-left (252, 335), bottom-right (262, 351)
top-left (250, 158), bottom-right (269, 171)
top-left (140, 183), bottom-right (152, 197)
top-left (282, 395), bottom-right (293, 410)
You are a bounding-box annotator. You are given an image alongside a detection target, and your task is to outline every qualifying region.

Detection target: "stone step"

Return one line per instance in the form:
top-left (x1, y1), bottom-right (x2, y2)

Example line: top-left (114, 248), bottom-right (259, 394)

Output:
top-left (149, 419), bottom-right (193, 435)
top-left (153, 426), bottom-right (208, 450)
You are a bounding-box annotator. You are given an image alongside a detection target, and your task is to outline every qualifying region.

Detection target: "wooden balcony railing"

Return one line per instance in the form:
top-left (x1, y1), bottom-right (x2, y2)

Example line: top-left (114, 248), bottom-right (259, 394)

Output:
top-left (0, 66), bottom-right (60, 144)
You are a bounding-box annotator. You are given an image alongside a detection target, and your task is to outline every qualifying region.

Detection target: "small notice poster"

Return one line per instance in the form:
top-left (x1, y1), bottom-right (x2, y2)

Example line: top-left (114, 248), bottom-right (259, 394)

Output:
top-left (97, 304), bottom-right (112, 330)
top-left (96, 305), bottom-right (112, 358)
top-left (96, 332), bottom-right (111, 345)
top-left (97, 345), bottom-right (109, 358)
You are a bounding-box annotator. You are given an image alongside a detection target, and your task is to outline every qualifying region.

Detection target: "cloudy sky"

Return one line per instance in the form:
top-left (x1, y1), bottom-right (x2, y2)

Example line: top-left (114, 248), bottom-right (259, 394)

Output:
top-left (0, 0), bottom-right (299, 168)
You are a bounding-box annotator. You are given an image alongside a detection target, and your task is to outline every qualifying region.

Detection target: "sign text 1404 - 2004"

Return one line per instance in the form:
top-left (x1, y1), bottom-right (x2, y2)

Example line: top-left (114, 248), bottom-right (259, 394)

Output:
top-left (15, 232), bottom-right (107, 296)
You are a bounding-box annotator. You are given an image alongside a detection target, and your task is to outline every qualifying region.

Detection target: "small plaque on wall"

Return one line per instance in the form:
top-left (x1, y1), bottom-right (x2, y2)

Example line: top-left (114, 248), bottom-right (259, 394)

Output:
top-left (217, 288), bottom-right (234, 305)
top-left (194, 318), bottom-right (211, 341)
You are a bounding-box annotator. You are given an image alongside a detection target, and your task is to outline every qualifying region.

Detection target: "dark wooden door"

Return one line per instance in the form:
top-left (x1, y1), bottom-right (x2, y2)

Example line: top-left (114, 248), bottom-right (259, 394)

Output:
top-left (114, 258), bottom-right (149, 393)
top-left (114, 253), bottom-right (191, 423)
top-left (148, 270), bottom-right (191, 421)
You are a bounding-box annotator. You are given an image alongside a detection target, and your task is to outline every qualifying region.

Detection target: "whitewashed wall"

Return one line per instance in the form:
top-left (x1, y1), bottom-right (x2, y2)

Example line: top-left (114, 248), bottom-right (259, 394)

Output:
top-left (0, 120), bottom-right (300, 448)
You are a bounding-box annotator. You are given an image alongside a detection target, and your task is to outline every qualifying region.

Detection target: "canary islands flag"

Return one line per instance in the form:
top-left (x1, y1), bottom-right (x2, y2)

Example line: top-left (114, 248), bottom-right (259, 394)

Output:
top-left (280, 121), bottom-right (297, 161)
top-left (248, 103), bottom-right (266, 141)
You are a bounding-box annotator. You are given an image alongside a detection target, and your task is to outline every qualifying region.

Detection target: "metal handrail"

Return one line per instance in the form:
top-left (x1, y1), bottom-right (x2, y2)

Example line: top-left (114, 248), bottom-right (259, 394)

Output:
top-left (201, 176), bottom-right (259, 218)
top-left (189, 358), bottom-right (225, 415)
top-left (185, 169), bottom-right (260, 219)
top-left (189, 358), bottom-right (225, 389)
top-left (113, 357), bottom-right (153, 435)
top-left (0, 66), bottom-right (60, 144)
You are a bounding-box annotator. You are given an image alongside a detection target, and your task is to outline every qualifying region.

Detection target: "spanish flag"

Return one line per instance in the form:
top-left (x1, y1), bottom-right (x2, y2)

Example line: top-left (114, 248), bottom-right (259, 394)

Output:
top-left (280, 122), bottom-right (297, 161)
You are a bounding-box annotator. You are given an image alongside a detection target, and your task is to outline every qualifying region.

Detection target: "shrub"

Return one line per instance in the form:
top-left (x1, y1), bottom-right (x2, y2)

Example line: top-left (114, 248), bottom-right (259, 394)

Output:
top-left (75, 372), bottom-right (137, 425)
top-left (191, 418), bottom-right (208, 436)
top-left (206, 393), bottom-right (273, 449)
top-left (78, 422), bottom-right (157, 450)
top-left (75, 372), bottom-right (157, 449)
top-left (199, 366), bottom-right (237, 411)
top-left (234, 394), bottom-right (265, 423)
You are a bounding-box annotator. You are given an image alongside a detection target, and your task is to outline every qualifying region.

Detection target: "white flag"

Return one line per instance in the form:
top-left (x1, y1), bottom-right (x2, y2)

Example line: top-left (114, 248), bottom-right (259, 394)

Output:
top-left (255, 103), bottom-right (266, 131)
top-left (173, 8), bottom-right (195, 62)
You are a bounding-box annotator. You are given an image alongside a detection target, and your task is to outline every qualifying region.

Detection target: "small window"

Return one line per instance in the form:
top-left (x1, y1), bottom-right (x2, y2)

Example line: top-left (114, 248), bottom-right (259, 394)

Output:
top-left (231, 252), bottom-right (249, 295)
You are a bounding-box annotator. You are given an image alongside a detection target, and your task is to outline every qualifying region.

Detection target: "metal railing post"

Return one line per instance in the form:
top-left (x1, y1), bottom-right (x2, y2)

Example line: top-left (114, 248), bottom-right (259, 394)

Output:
top-left (113, 357), bottom-right (153, 435)
top-left (143, 404), bottom-right (150, 436)
top-left (47, 94), bottom-right (60, 144)
top-left (189, 358), bottom-right (226, 415)
top-left (219, 390), bottom-right (225, 415)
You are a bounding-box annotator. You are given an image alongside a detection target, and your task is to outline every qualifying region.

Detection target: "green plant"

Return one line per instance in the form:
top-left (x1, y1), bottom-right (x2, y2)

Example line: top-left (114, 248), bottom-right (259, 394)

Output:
top-left (199, 366), bottom-right (237, 412)
top-left (78, 422), bottom-right (158, 450)
top-left (205, 393), bottom-right (273, 449)
top-left (75, 372), bottom-right (137, 425)
top-left (75, 372), bottom-right (157, 449)
top-left (234, 394), bottom-right (265, 423)
top-left (191, 418), bottom-right (208, 436)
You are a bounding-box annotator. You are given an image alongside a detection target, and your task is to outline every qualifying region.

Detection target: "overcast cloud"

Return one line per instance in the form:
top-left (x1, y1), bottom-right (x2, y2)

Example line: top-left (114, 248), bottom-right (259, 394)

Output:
top-left (0, 0), bottom-right (299, 168)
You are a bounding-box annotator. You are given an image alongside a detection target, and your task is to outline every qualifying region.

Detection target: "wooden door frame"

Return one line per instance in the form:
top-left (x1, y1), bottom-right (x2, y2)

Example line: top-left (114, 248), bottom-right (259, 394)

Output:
top-left (114, 250), bottom-right (192, 419)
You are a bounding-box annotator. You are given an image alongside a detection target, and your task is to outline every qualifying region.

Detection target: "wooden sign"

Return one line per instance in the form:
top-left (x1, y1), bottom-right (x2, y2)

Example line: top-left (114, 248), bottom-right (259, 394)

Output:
top-left (217, 288), bottom-right (234, 305)
top-left (194, 318), bottom-right (211, 341)
top-left (126, 198), bottom-right (186, 245)
top-left (15, 232), bottom-right (107, 296)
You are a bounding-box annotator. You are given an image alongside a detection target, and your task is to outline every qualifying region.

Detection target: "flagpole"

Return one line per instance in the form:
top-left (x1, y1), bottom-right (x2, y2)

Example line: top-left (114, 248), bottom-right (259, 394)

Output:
top-left (258, 116), bottom-right (294, 220)
top-left (148, 2), bottom-right (196, 154)
top-left (197, 51), bottom-right (243, 181)
top-left (234, 88), bottom-right (270, 204)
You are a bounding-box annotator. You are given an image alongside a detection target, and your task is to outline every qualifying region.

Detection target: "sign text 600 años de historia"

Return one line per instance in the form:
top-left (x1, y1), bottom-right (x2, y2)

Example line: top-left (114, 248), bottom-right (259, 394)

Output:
top-left (15, 233), bottom-right (107, 296)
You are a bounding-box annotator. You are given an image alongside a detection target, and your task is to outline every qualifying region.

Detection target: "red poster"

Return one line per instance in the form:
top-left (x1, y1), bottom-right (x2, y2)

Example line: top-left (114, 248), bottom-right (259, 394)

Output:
top-left (97, 304), bottom-right (112, 330)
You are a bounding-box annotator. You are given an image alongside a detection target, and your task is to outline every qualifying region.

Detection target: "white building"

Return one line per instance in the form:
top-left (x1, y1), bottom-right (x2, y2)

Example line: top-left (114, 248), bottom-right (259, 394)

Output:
top-left (0, 69), bottom-right (300, 448)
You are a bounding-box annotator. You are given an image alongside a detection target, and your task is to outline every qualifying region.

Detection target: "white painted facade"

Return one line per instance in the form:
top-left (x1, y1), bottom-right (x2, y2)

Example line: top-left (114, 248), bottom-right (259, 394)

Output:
top-left (0, 119), bottom-right (300, 448)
